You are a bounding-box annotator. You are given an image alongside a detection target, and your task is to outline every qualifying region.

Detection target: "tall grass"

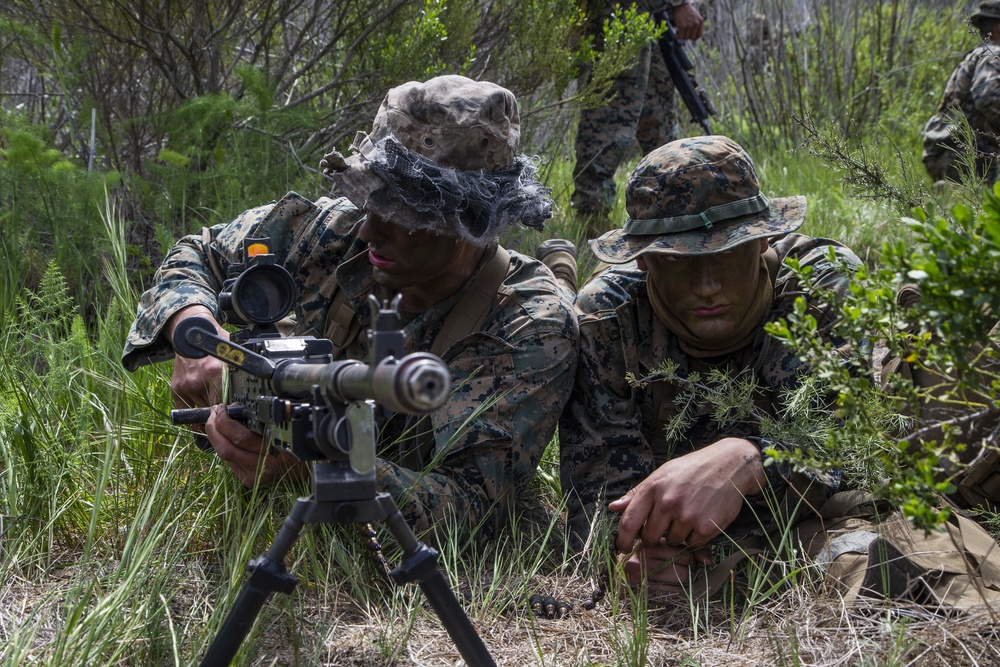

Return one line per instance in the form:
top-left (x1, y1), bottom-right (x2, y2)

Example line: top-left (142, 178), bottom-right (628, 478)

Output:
top-left (0, 154), bottom-right (810, 667)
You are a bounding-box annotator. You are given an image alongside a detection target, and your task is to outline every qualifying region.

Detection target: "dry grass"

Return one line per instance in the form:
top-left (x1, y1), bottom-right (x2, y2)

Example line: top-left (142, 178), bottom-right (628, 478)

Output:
top-left (268, 580), bottom-right (1000, 666)
top-left (4, 543), bottom-right (999, 666)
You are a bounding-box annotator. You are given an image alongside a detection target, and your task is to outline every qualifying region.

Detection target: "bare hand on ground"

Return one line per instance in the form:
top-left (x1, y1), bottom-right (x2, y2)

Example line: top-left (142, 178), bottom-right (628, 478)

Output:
top-left (610, 437), bottom-right (765, 553)
top-left (619, 539), bottom-right (713, 590)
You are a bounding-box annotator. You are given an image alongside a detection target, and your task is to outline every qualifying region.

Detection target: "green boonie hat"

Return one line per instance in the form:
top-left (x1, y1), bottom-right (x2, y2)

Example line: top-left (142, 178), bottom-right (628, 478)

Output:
top-left (972, 0), bottom-right (1000, 29)
top-left (320, 75), bottom-right (552, 244)
top-left (590, 135), bottom-right (806, 264)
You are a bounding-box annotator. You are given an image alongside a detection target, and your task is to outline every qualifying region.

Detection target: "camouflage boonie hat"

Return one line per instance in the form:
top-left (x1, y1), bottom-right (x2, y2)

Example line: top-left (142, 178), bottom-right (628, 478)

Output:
top-left (321, 75), bottom-right (551, 244)
top-left (972, 0), bottom-right (1000, 29)
top-left (591, 135), bottom-right (806, 263)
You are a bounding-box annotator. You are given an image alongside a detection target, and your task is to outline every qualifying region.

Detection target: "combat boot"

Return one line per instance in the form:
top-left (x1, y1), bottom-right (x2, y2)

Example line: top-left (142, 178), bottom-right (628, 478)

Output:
top-left (537, 239), bottom-right (578, 295)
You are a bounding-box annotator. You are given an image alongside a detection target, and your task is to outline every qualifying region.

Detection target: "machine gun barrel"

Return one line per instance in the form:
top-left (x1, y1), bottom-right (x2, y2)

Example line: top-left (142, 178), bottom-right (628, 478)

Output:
top-left (272, 353), bottom-right (450, 415)
top-left (169, 316), bottom-right (452, 436)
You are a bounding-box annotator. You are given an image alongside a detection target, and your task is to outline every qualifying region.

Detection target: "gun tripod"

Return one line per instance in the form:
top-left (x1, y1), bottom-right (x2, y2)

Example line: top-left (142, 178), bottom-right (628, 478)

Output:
top-left (199, 459), bottom-right (496, 666)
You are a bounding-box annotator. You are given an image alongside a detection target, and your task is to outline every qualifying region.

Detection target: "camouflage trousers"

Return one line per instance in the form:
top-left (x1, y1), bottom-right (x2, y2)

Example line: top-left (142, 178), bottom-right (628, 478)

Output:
top-left (572, 41), bottom-right (678, 236)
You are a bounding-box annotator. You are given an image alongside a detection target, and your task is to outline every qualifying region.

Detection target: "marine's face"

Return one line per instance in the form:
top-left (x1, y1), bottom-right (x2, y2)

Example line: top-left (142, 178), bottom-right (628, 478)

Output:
top-left (638, 238), bottom-right (768, 342)
top-left (358, 211), bottom-right (482, 311)
top-left (984, 19), bottom-right (1000, 41)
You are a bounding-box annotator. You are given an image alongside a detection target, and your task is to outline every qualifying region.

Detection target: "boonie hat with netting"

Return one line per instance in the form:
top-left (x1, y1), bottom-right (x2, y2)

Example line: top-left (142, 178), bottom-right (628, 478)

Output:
top-left (320, 75), bottom-right (551, 245)
top-left (590, 135), bottom-right (805, 264)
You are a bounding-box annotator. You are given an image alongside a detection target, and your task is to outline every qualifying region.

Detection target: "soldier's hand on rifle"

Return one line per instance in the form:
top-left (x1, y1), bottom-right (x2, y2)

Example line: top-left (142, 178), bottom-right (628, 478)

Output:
top-left (205, 404), bottom-right (305, 487)
top-left (670, 2), bottom-right (704, 41)
top-left (166, 305), bottom-right (227, 410)
top-left (610, 437), bottom-right (765, 552)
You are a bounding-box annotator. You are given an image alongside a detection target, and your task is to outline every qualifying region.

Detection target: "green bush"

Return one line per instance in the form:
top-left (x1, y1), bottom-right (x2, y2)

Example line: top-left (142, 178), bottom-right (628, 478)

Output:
top-left (711, 0), bottom-right (972, 155)
top-left (767, 183), bottom-right (1000, 532)
top-left (0, 124), bottom-right (121, 318)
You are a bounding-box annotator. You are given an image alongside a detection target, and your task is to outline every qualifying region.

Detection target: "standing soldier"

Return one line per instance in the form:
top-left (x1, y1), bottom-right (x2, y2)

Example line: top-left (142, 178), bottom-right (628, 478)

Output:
top-left (922, 1), bottom-right (1000, 185)
top-left (572, 0), bottom-right (705, 238)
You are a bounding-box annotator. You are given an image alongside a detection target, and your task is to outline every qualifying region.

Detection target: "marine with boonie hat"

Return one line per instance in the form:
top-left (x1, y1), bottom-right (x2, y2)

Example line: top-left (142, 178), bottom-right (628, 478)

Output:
top-left (559, 134), bottom-right (863, 567)
top-left (590, 135), bottom-right (805, 262)
top-left (319, 74), bottom-right (551, 244)
top-left (561, 135), bottom-right (1000, 609)
top-left (123, 75), bottom-right (579, 541)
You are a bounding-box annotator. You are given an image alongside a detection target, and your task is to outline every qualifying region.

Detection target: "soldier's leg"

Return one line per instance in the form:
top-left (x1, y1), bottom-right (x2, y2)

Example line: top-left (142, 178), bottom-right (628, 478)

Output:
top-left (536, 239), bottom-right (578, 296)
top-left (635, 43), bottom-right (679, 153)
top-left (573, 47), bottom-right (652, 238)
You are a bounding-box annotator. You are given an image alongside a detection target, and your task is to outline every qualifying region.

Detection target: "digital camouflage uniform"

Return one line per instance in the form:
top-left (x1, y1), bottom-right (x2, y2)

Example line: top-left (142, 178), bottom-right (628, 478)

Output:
top-left (561, 136), bottom-right (1000, 608)
top-left (559, 233), bottom-right (859, 543)
top-left (922, 25), bottom-right (1000, 183)
top-left (123, 76), bottom-right (579, 541)
top-left (124, 193), bottom-right (578, 539)
top-left (572, 0), bottom-right (686, 230)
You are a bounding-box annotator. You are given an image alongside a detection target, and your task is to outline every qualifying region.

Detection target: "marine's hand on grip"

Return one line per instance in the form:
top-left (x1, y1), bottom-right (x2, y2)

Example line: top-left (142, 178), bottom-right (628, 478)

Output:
top-left (206, 405), bottom-right (304, 487)
top-left (167, 305), bottom-right (227, 410)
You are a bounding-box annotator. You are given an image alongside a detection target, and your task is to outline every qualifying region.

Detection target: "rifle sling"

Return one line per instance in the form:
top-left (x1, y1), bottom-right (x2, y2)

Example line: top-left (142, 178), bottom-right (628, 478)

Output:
top-left (431, 245), bottom-right (510, 357)
top-left (408, 245), bottom-right (510, 470)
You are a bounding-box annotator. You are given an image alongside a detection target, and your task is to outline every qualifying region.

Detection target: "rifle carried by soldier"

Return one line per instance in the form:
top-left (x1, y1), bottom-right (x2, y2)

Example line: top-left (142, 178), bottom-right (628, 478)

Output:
top-left (171, 238), bottom-right (495, 667)
top-left (655, 11), bottom-right (716, 135)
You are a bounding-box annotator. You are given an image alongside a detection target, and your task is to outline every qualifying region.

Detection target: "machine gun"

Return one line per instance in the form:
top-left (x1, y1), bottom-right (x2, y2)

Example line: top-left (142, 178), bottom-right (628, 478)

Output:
top-left (655, 12), bottom-right (716, 135)
top-left (170, 238), bottom-right (495, 667)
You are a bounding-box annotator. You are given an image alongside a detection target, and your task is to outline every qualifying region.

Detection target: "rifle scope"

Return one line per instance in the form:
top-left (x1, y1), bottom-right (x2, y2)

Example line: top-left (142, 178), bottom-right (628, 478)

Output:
top-left (218, 255), bottom-right (296, 326)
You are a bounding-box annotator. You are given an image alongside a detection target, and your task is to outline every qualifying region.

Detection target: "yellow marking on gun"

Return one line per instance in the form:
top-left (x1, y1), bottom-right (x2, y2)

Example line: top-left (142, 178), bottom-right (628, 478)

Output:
top-left (215, 342), bottom-right (246, 365)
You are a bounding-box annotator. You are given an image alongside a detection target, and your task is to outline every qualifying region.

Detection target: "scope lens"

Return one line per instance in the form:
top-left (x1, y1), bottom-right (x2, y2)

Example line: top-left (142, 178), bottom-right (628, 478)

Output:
top-left (231, 264), bottom-right (296, 324)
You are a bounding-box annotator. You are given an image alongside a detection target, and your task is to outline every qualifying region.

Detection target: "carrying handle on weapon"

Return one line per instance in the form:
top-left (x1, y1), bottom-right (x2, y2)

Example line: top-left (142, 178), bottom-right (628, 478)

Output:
top-left (172, 316), bottom-right (277, 378)
top-left (169, 315), bottom-right (275, 440)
